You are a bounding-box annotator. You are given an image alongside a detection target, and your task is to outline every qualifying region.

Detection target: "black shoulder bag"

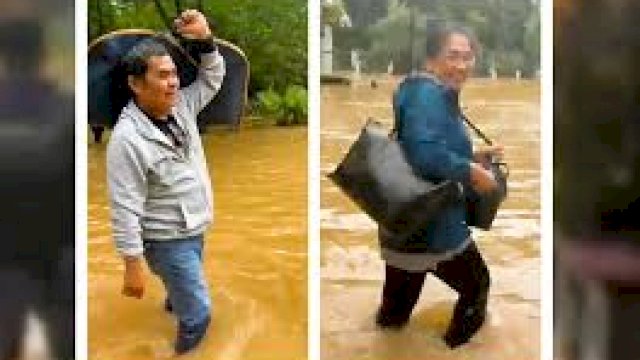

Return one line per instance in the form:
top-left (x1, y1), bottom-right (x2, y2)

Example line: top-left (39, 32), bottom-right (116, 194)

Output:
top-left (328, 112), bottom-right (462, 239)
top-left (462, 113), bottom-right (509, 229)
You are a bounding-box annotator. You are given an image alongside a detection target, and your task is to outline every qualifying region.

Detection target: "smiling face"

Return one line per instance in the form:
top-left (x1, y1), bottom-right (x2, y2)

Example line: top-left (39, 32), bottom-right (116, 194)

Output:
top-left (427, 32), bottom-right (476, 91)
top-left (128, 55), bottom-right (179, 118)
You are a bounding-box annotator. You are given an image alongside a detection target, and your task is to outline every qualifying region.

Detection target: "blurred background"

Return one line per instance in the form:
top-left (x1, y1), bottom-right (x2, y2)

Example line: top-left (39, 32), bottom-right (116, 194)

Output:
top-left (0, 0), bottom-right (74, 359)
top-left (555, 0), bottom-right (640, 359)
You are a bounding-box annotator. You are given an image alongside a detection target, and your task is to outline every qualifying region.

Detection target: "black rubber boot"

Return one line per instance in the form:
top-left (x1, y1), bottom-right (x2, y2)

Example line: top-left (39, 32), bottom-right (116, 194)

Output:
top-left (443, 301), bottom-right (487, 348)
top-left (375, 308), bottom-right (408, 329)
top-left (434, 242), bottom-right (491, 348)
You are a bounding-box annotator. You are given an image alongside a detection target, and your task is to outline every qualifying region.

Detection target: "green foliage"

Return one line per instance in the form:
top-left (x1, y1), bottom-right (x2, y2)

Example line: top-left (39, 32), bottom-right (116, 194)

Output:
top-left (89, 0), bottom-right (307, 96)
top-left (203, 0), bottom-right (307, 94)
top-left (282, 85), bottom-right (308, 125)
top-left (342, 0), bottom-right (388, 27)
top-left (334, 0), bottom-right (540, 77)
top-left (256, 88), bottom-right (282, 118)
top-left (256, 85), bottom-right (307, 126)
top-left (365, 1), bottom-right (424, 73)
top-left (322, 3), bottom-right (345, 27)
top-left (495, 51), bottom-right (525, 76)
top-left (522, 8), bottom-right (540, 77)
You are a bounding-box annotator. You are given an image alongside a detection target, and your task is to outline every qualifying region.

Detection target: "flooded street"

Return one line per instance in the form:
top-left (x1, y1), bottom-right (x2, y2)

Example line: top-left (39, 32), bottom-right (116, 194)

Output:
top-left (88, 126), bottom-right (308, 359)
top-left (321, 78), bottom-right (540, 359)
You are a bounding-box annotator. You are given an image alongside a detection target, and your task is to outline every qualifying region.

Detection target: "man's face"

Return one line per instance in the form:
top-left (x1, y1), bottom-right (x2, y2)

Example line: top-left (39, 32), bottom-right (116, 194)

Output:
top-left (430, 33), bottom-right (475, 91)
top-left (130, 55), bottom-right (179, 117)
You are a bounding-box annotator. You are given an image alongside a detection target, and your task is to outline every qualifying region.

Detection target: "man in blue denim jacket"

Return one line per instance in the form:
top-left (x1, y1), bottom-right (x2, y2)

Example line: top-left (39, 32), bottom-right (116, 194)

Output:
top-left (377, 25), bottom-right (502, 348)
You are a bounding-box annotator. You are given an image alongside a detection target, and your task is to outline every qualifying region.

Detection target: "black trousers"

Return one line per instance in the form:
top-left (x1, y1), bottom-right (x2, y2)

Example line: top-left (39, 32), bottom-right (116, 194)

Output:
top-left (377, 241), bottom-right (490, 327)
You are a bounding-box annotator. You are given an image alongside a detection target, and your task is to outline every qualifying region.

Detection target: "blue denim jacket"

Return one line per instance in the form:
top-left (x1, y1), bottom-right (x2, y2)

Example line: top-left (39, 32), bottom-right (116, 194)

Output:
top-left (391, 74), bottom-right (472, 253)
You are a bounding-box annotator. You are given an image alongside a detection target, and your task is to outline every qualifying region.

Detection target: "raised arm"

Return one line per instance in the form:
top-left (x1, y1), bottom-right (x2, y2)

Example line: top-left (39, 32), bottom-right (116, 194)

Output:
top-left (175, 9), bottom-right (226, 116)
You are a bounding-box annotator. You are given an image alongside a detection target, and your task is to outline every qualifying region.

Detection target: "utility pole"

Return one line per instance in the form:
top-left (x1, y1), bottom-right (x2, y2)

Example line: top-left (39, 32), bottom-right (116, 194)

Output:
top-left (409, 2), bottom-right (415, 73)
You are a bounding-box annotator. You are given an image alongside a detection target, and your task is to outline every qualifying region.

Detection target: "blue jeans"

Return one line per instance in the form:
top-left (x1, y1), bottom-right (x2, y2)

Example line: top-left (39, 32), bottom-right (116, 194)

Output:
top-left (143, 235), bottom-right (211, 327)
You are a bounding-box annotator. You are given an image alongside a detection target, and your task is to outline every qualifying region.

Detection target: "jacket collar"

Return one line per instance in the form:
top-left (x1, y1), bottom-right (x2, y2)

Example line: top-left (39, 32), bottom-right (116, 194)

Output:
top-left (121, 100), bottom-right (185, 148)
top-left (410, 72), bottom-right (462, 116)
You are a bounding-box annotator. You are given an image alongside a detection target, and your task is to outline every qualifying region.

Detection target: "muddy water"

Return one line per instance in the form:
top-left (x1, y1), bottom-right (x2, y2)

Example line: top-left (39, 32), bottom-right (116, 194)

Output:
top-left (89, 126), bottom-right (308, 360)
top-left (321, 78), bottom-right (540, 359)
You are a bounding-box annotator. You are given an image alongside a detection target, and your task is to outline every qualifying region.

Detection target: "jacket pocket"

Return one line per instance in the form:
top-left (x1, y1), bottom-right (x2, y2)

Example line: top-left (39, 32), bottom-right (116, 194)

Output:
top-left (150, 154), bottom-right (182, 188)
top-left (179, 196), bottom-right (209, 230)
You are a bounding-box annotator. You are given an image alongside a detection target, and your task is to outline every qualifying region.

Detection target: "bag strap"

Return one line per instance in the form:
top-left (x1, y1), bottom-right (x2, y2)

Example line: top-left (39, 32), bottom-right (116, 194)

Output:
top-left (461, 110), bottom-right (509, 177)
top-left (392, 79), bottom-right (497, 148)
top-left (389, 82), bottom-right (405, 139)
top-left (390, 76), bottom-right (422, 139)
top-left (461, 111), bottom-right (493, 146)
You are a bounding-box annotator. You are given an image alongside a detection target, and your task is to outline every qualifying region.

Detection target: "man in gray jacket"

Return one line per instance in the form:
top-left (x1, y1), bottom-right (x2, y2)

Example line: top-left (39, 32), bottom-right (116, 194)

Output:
top-left (106, 9), bottom-right (224, 354)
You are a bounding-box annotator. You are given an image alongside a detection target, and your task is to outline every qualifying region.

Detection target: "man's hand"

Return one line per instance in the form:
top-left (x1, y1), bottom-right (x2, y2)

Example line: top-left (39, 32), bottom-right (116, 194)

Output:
top-left (122, 257), bottom-right (145, 299)
top-left (174, 9), bottom-right (212, 40)
top-left (470, 162), bottom-right (498, 194)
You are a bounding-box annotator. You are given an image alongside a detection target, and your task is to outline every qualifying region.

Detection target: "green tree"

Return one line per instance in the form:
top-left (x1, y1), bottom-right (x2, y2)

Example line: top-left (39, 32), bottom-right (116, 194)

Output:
top-left (523, 6), bottom-right (540, 76)
top-left (322, 1), bottom-right (346, 27)
top-left (333, 0), bottom-right (540, 77)
top-left (89, 0), bottom-right (307, 95)
top-left (343, 0), bottom-right (388, 27)
top-left (365, 1), bottom-right (423, 73)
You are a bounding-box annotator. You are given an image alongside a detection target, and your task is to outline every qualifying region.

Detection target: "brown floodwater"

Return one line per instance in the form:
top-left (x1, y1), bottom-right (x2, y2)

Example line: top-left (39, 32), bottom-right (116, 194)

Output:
top-left (88, 126), bottom-right (308, 360)
top-left (321, 78), bottom-right (540, 360)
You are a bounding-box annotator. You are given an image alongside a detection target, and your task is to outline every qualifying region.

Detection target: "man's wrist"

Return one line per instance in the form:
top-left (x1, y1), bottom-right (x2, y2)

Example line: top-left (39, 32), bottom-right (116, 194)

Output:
top-left (190, 35), bottom-right (217, 54)
top-left (200, 28), bottom-right (212, 39)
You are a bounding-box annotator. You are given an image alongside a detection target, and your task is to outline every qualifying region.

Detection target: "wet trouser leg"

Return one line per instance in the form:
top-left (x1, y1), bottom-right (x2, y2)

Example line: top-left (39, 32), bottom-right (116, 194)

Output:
top-left (143, 235), bottom-right (211, 328)
top-left (144, 234), bottom-right (211, 353)
top-left (377, 265), bottom-right (427, 327)
top-left (432, 241), bottom-right (490, 347)
top-left (433, 242), bottom-right (490, 316)
top-left (377, 241), bottom-right (490, 347)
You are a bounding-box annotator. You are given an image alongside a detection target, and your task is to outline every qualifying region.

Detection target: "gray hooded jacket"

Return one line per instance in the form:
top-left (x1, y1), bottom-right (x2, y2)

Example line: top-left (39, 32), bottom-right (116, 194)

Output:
top-left (106, 51), bottom-right (225, 257)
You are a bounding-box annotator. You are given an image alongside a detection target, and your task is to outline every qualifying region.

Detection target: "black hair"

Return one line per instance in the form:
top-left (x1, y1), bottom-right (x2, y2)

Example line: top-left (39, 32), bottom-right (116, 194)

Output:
top-left (425, 24), bottom-right (479, 60)
top-left (120, 37), bottom-right (170, 78)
